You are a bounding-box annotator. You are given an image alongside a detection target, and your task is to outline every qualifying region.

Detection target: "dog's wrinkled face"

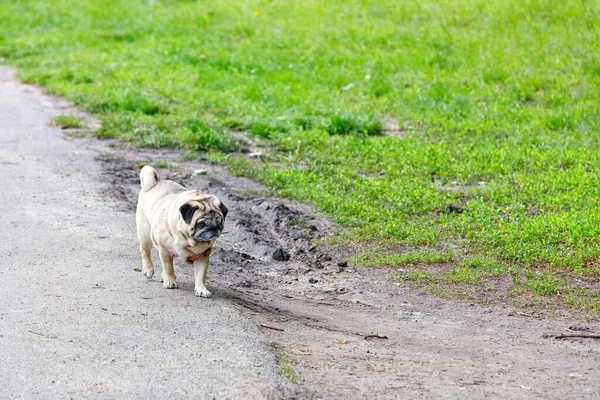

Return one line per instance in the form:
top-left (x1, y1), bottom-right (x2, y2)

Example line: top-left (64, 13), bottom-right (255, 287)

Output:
top-left (179, 197), bottom-right (228, 243)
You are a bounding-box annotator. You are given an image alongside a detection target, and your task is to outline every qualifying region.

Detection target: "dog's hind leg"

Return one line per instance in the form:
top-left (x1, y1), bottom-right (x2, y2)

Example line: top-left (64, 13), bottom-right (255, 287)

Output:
top-left (136, 211), bottom-right (154, 279)
top-left (159, 248), bottom-right (178, 289)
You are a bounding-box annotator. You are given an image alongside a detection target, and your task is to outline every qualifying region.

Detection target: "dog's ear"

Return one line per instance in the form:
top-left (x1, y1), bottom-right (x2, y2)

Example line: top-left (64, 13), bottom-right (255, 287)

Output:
top-left (219, 202), bottom-right (228, 219)
top-left (179, 203), bottom-right (198, 224)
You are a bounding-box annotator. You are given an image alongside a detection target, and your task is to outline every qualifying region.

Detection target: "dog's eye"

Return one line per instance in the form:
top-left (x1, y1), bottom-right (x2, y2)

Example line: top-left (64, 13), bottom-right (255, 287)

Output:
top-left (196, 220), bottom-right (205, 227)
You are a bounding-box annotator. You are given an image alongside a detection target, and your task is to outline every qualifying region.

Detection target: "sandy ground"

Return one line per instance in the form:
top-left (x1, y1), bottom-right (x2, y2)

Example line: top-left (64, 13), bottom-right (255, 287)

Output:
top-left (2, 65), bottom-right (600, 399)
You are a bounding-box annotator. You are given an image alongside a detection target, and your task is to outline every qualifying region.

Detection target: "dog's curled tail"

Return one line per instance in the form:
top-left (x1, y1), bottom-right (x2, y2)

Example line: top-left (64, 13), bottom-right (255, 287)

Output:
top-left (140, 166), bottom-right (159, 192)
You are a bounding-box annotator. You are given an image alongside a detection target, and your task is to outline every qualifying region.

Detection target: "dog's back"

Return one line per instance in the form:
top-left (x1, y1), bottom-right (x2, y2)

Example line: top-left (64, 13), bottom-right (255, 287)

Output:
top-left (138, 166), bottom-right (186, 218)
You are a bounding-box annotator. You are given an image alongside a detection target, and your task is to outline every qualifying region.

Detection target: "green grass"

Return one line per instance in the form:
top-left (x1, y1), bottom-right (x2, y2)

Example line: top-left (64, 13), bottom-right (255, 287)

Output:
top-left (2, 0), bottom-right (600, 310)
top-left (273, 345), bottom-right (298, 384)
top-left (351, 249), bottom-right (454, 268)
top-left (52, 115), bottom-right (84, 129)
top-left (151, 159), bottom-right (172, 169)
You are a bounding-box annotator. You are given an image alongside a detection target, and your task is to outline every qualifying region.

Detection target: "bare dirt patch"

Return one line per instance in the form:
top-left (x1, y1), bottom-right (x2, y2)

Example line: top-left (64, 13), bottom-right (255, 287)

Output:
top-left (87, 141), bottom-right (600, 399)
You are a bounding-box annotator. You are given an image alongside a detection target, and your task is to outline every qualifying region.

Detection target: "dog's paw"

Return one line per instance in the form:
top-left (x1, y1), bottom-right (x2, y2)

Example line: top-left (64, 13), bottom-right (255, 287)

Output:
top-left (163, 279), bottom-right (178, 289)
top-left (142, 267), bottom-right (154, 279)
top-left (195, 287), bottom-right (212, 298)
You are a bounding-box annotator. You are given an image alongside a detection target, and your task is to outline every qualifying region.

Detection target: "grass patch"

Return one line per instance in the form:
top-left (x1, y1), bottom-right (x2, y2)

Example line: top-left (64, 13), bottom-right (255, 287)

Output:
top-left (351, 249), bottom-right (454, 268)
top-left (392, 254), bottom-right (600, 312)
top-left (2, 0), bottom-right (600, 310)
top-left (52, 115), bottom-right (84, 129)
top-left (151, 159), bottom-right (172, 169)
top-left (425, 284), bottom-right (452, 298)
top-left (273, 345), bottom-right (298, 384)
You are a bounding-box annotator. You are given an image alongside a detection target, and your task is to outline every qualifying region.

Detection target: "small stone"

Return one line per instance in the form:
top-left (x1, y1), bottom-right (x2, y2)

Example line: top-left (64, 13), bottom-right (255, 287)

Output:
top-left (308, 277), bottom-right (319, 284)
top-left (317, 253), bottom-right (332, 262)
top-left (337, 261), bottom-right (348, 268)
top-left (294, 249), bottom-right (306, 258)
top-left (336, 287), bottom-right (347, 294)
top-left (272, 248), bottom-right (290, 262)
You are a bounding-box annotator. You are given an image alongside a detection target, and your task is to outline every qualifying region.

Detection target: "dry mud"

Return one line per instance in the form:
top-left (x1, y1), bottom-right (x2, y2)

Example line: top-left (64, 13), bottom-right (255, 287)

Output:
top-left (93, 144), bottom-right (600, 399)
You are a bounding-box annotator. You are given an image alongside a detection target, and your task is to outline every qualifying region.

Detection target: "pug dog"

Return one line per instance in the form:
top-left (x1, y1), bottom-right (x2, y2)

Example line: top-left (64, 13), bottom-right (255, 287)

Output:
top-left (136, 166), bottom-right (227, 298)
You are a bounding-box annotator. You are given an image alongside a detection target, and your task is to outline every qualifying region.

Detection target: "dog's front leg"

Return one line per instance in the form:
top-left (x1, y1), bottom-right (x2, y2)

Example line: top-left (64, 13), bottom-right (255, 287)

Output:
top-left (159, 248), bottom-right (178, 289)
top-left (193, 255), bottom-right (211, 298)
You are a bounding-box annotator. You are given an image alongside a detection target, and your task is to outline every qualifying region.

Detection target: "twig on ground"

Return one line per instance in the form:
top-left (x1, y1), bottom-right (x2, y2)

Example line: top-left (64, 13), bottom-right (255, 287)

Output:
top-left (29, 330), bottom-right (57, 339)
top-left (259, 324), bottom-right (284, 332)
top-left (554, 333), bottom-right (600, 339)
top-left (509, 311), bottom-right (543, 319)
top-left (365, 333), bottom-right (388, 340)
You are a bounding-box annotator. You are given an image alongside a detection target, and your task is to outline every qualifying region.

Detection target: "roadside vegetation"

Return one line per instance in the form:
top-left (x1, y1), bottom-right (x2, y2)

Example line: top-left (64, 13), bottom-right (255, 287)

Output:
top-left (52, 115), bottom-right (85, 129)
top-left (2, 0), bottom-right (600, 311)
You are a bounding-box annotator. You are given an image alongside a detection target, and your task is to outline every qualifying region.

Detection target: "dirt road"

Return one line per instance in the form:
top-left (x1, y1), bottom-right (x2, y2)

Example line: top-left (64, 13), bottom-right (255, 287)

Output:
top-left (0, 66), bottom-right (298, 399)
top-left (1, 65), bottom-right (600, 399)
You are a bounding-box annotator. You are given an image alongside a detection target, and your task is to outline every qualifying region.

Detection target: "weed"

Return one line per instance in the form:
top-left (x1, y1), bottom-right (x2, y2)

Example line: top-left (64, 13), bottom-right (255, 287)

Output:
top-left (151, 160), bottom-right (171, 168)
top-left (52, 115), bottom-right (84, 129)
top-left (273, 345), bottom-right (298, 383)
top-left (425, 284), bottom-right (451, 298)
